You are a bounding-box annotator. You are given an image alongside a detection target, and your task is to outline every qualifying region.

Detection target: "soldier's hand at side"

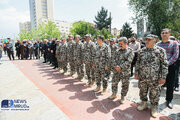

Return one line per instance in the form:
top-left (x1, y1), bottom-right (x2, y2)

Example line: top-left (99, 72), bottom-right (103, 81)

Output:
top-left (92, 64), bottom-right (95, 68)
top-left (134, 75), bottom-right (139, 80)
top-left (158, 78), bottom-right (165, 85)
top-left (115, 66), bottom-right (122, 72)
top-left (105, 67), bottom-right (108, 70)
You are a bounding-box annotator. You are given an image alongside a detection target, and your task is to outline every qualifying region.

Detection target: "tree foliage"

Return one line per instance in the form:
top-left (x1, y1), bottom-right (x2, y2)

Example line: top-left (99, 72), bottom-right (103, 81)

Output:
top-left (18, 21), bottom-right (61, 41)
top-left (94, 6), bottom-right (112, 30)
top-left (95, 28), bottom-right (114, 39)
top-left (38, 21), bottom-right (61, 40)
top-left (129, 0), bottom-right (180, 37)
top-left (70, 21), bottom-right (96, 37)
top-left (120, 22), bottom-right (133, 38)
top-left (18, 30), bottom-right (32, 41)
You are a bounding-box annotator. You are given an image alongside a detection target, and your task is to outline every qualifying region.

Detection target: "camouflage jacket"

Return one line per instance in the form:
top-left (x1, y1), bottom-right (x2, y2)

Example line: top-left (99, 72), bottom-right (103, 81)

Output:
top-left (55, 44), bottom-right (61, 59)
top-left (109, 44), bottom-right (118, 66)
top-left (113, 47), bottom-right (134, 77)
top-left (95, 43), bottom-right (111, 70)
top-left (60, 42), bottom-right (68, 62)
top-left (74, 42), bottom-right (84, 62)
top-left (83, 41), bottom-right (96, 64)
top-left (67, 40), bottom-right (75, 61)
top-left (135, 46), bottom-right (168, 80)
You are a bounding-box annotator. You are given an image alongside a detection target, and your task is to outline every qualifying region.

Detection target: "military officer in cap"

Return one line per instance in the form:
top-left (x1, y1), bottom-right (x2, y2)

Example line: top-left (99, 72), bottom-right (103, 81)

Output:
top-left (135, 34), bottom-right (168, 118)
top-left (109, 37), bottom-right (134, 103)
top-left (83, 34), bottom-right (96, 86)
top-left (106, 38), bottom-right (119, 84)
top-left (74, 35), bottom-right (84, 80)
top-left (67, 35), bottom-right (76, 75)
top-left (60, 38), bottom-right (68, 73)
top-left (55, 40), bottom-right (61, 71)
top-left (93, 36), bottom-right (111, 93)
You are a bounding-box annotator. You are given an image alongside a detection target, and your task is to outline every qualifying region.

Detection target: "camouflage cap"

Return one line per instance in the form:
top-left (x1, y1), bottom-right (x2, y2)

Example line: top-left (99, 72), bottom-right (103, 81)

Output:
top-left (145, 34), bottom-right (156, 40)
top-left (109, 38), bottom-right (115, 42)
top-left (169, 36), bottom-right (176, 40)
top-left (118, 37), bottom-right (128, 43)
top-left (85, 34), bottom-right (91, 38)
top-left (68, 35), bottom-right (73, 38)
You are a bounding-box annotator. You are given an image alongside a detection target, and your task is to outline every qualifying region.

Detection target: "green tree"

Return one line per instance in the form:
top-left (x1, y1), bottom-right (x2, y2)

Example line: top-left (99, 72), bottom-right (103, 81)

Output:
top-left (120, 22), bottom-right (133, 38)
top-left (18, 30), bottom-right (32, 41)
top-left (129, 0), bottom-right (180, 37)
top-left (70, 21), bottom-right (96, 37)
top-left (30, 29), bottom-right (39, 40)
top-left (94, 6), bottom-right (112, 30)
top-left (96, 28), bottom-right (113, 39)
top-left (167, 0), bottom-right (180, 38)
top-left (38, 21), bottom-right (61, 40)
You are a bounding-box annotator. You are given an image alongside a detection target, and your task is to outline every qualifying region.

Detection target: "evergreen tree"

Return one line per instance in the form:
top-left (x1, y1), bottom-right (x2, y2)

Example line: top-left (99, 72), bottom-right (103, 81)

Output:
top-left (94, 6), bottom-right (112, 30)
top-left (120, 22), bottom-right (133, 38)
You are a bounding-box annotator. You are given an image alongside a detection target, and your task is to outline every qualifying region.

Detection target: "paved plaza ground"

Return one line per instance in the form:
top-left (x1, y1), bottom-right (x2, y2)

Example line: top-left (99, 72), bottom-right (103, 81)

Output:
top-left (0, 55), bottom-right (179, 120)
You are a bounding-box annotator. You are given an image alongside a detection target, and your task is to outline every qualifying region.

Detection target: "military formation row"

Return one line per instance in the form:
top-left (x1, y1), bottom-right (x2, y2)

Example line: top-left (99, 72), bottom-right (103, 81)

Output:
top-left (42, 33), bottom-right (169, 118)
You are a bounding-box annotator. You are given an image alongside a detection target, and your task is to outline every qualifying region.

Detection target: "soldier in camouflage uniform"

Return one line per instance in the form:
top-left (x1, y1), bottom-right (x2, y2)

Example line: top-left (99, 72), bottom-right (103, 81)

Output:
top-left (106, 38), bottom-right (119, 83)
top-left (67, 35), bottom-right (76, 76)
top-left (135, 34), bottom-right (168, 118)
top-left (60, 38), bottom-right (68, 73)
top-left (74, 35), bottom-right (84, 80)
top-left (83, 34), bottom-right (96, 86)
top-left (108, 37), bottom-right (134, 103)
top-left (94, 36), bottom-right (111, 93)
top-left (55, 40), bottom-right (61, 71)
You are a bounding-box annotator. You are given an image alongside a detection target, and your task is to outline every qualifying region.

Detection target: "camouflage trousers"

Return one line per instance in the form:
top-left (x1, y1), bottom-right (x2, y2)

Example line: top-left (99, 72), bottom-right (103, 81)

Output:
top-left (75, 60), bottom-right (84, 77)
top-left (57, 58), bottom-right (62, 68)
top-left (112, 73), bottom-right (130, 97)
top-left (95, 69), bottom-right (108, 89)
top-left (69, 59), bottom-right (75, 72)
top-left (62, 60), bottom-right (67, 72)
top-left (138, 79), bottom-right (161, 106)
top-left (105, 64), bottom-right (114, 80)
top-left (85, 62), bottom-right (95, 83)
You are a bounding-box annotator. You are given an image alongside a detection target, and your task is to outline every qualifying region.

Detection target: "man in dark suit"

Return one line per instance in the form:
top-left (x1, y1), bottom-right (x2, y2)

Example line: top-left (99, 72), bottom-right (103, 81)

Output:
top-left (42, 39), bottom-right (48, 63)
top-left (15, 40), bottom-right (21, 60)
top-left (6, 38), bottom-right (14, 60)
top-left (50, 38), bottom-right (58, 69)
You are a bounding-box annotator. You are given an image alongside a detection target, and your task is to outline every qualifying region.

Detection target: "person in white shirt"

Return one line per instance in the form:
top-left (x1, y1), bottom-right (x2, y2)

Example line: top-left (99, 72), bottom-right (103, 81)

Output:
top-left (128, 35), bottom-right (141, 76)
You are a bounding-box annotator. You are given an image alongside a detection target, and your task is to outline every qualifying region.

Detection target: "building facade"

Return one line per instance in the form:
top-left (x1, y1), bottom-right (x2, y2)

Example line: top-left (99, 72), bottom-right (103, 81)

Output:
top-left (39, 18), bottom-right (72, 36)
top-left (111, 28), bottom-right (121, 37)
top-left (29, 0), bottom-right (54, 30)
top-left (19, 21), bottom-right (31, 33)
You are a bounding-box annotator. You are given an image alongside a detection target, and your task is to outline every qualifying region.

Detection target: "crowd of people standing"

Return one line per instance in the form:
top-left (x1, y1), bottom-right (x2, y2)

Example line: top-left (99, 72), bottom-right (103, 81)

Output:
top-left (0, 28), bottom-right (179, 118)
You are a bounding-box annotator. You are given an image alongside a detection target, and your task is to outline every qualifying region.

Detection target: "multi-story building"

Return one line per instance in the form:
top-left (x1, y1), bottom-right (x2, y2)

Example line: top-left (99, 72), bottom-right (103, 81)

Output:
top-left (39, 18), bottom-right (72, 36)
top-left (111, 28), bottom-right (121, 37)
top-left (29, 0), bottom-right (54, 30)
top-left (19, 21), bottom-right (31, 33)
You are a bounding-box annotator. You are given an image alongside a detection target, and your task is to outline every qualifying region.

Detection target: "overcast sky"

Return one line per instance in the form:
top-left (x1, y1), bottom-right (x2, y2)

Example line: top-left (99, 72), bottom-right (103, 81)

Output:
top-left (0, 0), bottom-right (136, 39)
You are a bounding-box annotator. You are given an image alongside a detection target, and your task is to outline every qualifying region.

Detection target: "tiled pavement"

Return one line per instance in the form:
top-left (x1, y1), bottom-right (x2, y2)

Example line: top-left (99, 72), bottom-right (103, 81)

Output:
top-left (0, 55), bottom-right (179, 120)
